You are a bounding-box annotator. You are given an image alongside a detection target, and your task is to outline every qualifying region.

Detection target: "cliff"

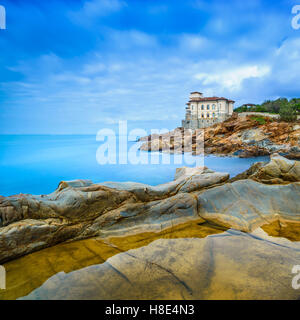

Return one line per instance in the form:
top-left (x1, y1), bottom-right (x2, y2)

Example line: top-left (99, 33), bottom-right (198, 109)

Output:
top-left (139, 113), bottom-right (300, 159)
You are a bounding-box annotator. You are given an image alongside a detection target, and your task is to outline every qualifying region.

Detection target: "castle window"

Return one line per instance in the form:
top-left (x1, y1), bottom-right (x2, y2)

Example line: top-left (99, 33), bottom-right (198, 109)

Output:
top-left (207, 104), bottom-right (210, 110)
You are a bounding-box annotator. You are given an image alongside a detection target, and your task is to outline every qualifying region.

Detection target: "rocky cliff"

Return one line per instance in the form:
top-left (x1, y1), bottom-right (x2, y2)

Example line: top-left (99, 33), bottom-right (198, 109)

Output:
top-left (0, 154), bottom-right (299, 264)
top-left (139, 114), bottom-right (300, 159)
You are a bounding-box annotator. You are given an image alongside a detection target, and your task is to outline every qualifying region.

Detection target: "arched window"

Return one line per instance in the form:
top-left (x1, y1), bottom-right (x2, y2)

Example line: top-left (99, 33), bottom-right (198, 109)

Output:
top-left (207, 104), bottom-right (210, 110)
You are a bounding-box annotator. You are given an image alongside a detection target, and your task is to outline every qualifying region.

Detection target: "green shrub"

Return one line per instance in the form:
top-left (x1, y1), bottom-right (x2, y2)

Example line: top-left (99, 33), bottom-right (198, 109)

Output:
top-left (250, 116), bottom-right (266, 125)
top-left (279, 103), bottom-right (297, 122)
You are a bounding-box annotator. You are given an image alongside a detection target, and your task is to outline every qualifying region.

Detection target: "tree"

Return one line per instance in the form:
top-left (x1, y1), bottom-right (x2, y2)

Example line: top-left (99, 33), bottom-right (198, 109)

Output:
top-left (279, 102), bottom-right (297, 122)
top-left (255, 105), bottom-right (267, 112)
top-left (290, 99), bottom-right (300, 114)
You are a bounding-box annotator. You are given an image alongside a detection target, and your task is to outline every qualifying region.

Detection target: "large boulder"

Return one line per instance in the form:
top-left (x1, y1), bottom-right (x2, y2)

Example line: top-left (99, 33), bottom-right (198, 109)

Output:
top-left (231, 153), bottom-right (300, 184)
top-left (197, 179), bottom-right (300, 232)
top-left (240, 128), bottom-right (268, 143)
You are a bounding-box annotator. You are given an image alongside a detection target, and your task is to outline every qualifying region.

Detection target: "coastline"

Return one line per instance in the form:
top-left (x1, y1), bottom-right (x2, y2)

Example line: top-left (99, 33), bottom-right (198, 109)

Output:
top-left (139, 113), bottom-right (300, 160)
top-left (0, 153), bottom-right (299, 264)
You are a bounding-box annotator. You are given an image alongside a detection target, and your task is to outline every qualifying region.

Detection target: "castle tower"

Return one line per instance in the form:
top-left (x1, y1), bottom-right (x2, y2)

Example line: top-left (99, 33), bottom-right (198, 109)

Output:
top-left (189, 92), bottom-right (203, 100)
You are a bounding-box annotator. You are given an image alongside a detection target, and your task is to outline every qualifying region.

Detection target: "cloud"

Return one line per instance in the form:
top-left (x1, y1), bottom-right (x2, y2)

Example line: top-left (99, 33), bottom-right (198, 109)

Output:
top-left (106, 30), bottom-right (157, 50)
top-left (69, 0), bottom-right (127, 25)
top-left (50, 73), bottom-right (92, 85)
top-left (82, 0), bottom-right (126, 16)
top-left (1, 0), bottom-right (300, 133)
top-left (178, 34), bottom-right (210, 51)
top-left (83, 62), bottom-right (106, 75)
top-left (194, 65), bottom-right (271, 91)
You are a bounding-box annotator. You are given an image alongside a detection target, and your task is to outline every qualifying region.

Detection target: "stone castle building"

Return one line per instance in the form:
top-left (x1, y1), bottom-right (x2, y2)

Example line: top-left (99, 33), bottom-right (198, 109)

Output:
top-left (182, 92), bottom-right (235, 129)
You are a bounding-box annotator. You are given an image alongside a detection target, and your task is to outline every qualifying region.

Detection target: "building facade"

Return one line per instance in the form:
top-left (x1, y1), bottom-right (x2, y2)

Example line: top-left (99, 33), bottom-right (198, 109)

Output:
top-left (182, 92), bottom-right (235, 129)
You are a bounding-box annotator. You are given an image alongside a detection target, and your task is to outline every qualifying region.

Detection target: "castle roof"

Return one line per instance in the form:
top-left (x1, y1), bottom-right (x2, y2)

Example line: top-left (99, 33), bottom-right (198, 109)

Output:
top-left (187, 96), bottom-right (235, 104)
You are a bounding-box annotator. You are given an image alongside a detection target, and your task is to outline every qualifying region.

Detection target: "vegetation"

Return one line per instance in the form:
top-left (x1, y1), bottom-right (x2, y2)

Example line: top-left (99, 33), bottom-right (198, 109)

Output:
top-left (279, 103), bottom-right (298, 122)
top-left (235, 98), bottom-right (300, 122)
top-left (249, 115), bottom-right (267, 125)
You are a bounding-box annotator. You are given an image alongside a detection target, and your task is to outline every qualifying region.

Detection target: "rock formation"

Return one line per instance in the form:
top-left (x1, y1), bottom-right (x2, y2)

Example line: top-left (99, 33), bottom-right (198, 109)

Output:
top-left (139, 114), bottom-right (300, 159)
top-left (0, 155), bottom-right (299, 264)
top-left (20, 229), bottom-right (300, 300)
top-left (231, 153), bottom-right (300, 184)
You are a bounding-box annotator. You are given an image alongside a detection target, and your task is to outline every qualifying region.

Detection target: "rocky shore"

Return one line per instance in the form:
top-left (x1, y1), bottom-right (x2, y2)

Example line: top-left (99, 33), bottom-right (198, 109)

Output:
top-left (139, 113), bottom-right (300, 159)
top-left (0, 153), bottom-right (299, 264)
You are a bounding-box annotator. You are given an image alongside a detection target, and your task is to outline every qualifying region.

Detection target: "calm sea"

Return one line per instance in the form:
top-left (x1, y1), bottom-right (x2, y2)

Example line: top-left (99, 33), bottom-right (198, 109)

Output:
top-left (0, 135), bottom-right (269, 196)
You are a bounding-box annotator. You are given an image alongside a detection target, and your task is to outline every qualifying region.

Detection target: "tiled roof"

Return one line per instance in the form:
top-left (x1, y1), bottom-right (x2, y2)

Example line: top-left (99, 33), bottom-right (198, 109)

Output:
top-left (187, 96), bottom-right (235, 103)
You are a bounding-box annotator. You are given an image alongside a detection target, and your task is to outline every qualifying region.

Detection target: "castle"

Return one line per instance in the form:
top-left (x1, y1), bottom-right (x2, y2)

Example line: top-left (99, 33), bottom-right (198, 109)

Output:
top-left (182, 92), bottom-right (235, 129)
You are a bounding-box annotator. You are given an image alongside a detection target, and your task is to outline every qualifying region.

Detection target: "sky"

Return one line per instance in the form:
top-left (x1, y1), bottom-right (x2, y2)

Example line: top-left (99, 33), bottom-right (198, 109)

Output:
top-left (0, 0), bottom-right (300, 134)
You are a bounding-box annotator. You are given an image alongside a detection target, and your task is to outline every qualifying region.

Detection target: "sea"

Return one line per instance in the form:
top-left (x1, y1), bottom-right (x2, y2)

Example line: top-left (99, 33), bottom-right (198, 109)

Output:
top-left (0, 134), bottom-right (269, 196)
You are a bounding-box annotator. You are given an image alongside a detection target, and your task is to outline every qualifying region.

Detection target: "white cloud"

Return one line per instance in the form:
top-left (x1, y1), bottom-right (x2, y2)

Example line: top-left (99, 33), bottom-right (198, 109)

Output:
top-left (83, 63), bottom-right (106, 75)
top-left (51, 73), bottom-right (92, 85)
top-left (194, 65), bottom-right (271, 91)
top-left (108, 29), bottom-right (158, 48)
top-left (3, 22), bottom-right (300, 133)
top-left (275, 38), bottom-right (300, 61)
top-left (179, 34), bottom-right (210, 51)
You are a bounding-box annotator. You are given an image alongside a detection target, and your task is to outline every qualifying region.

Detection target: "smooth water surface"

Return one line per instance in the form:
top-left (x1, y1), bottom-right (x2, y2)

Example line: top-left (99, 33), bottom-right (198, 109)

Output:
top-left (0, 135), bottom-right (269, 196)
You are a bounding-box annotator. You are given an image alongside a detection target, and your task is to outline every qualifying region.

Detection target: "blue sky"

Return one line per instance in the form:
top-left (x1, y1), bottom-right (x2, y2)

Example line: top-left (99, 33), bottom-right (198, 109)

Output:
top-left (0, 0), bottom-right (300, 133)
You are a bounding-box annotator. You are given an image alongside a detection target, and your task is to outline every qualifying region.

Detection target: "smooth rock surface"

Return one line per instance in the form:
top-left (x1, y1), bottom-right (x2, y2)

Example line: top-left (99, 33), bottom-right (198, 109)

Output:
top-left (0, 155), bottom-right (299, 264)
top-left (19, 228), bottom-right (300, 300)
